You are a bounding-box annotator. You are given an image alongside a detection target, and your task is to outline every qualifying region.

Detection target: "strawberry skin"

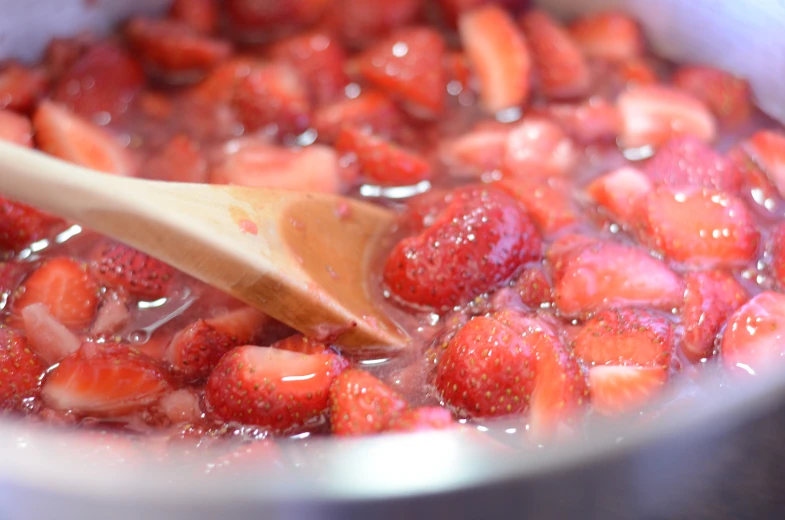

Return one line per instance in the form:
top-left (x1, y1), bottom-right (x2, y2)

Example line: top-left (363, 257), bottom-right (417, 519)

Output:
top-left (0, 197), bottom-right (64, 253)
top-left (89, 241), bottom-right (175, 300)
top-left (513, 265), bottom-right (552, 309)
top-left (387, 406), bottom-right (455, 433)
top-left (335, 127), bottom-right (431, 186)
top-left (672, 65), bottom-right (752, 126)
top-left (589, 365), bottom-right (667, 417)
top-left (721, 291), bottom-right (785, 377)
top-left (0, 325), bottom-right (47, 408)
top-left (567, 11), bottom-right (644, 62)
top-left (329, 368), bottom-right (408, 436)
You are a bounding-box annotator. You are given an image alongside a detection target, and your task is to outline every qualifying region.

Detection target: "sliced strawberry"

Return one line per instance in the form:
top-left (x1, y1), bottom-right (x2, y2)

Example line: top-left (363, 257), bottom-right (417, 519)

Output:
top-left (210, 139), bottom-right (340, 193)
top-left (672, 65), bottom-right (752, 126)
top-left (513, 265), bottom-right (552, 308)
top-left (0, 325), bottom-right (46, 408)
top-left (271, 334), bottom-right (331, 356)
top-left (438, 122), bottom-right (510, 176)
top-left (33, 101), bottom-right (135, 176)
top-left (0, 262), bottom-right (29, 295)
top-left (51, 42), bottom-right (145, 120)
top-left (437, 0), bottom-right (529, 26)
top-left (495, 177), bottom-right (578, 235)
top-left (567, 11), bottom-right (644, 62)
top-left (165, 307), bottom-right (269, 381)
top-left (443, 51), bottom-right (472, 94)
top-left (681, 270), bottom-right (748, 362)
top-left (313, 91), bottom-right (403, 144)
top-left (740, 130), bottom-right (785, 200)
top-left (721, 292), bottom-right (785, 377)
top-left (617, 85), bottom-right (717, 148)
top-left (637, 186), bottom-right (759, 267)
top-left (0, 109), bottom-right (33, 147)
top-left (458, 5), bottom-right (531, 112)
top-left (586, 166), bottom-right (652, 223)
top-left (551, 240), bottom-right (683, 318)
top-left (89, 241), bottom-right (175, 300)
top-left (643, 136), bottom-right (743, 193)
top-left (330, 0), bottom-right (423, 49)
top-left (589, 365), bottom-right (667, 417)
top-left (387, 406), bottom-right (455, 433)
top-left (43, 35), bottom-right (93, 81)
top-left (41, 342), bottom-right (171, 415)
top-left (519, 10), bottom-right (590, 100)
top-left (770, 224), bottom-right (785, 288)
top-left (185, 57), bottom-right (256, 105)
top-left (613, 57), bottom-right (658, 87)
top-left (357, 27), bottom-right (446, 117)
top-left (158, 388), bottom-right (202, 424)
top-left (329, 369), bottom-right (409, 435)
top-left (206, 345), bottom-right (346, 433)
top-left (142, 134), bottom-right (208, 183)
top-left (504, 117), bottom-right (577, 177)
top-left (384, 185), bottom-right (541, 310)
top-left (169, 0), bottom-right (218, 34)
top-left (90, 291), bottom-right (131, 336)
top-left (0, 62), bottom-right (47, 112)
top-left (225, 0), bottom-right (329, 38)
top-left (21, 303), bottom-right (81, 365)
top-left (0, 197), bottom-right (65, 252)
top-left (548, 97), bottom-right (622, 144)
top-left (335, 127), bottom-right (431, 186)
top-left (14, 257), bottom-right (99, 330)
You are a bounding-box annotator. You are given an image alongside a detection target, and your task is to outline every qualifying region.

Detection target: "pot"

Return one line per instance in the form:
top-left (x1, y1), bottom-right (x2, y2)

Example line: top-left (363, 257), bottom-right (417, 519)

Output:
top-left (1, 1), bottom-right (785, 519)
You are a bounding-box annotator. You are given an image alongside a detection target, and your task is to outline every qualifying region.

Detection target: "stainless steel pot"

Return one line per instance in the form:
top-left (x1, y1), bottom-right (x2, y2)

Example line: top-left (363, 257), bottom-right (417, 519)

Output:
top-left (1, 1), bottom-right (785, 518)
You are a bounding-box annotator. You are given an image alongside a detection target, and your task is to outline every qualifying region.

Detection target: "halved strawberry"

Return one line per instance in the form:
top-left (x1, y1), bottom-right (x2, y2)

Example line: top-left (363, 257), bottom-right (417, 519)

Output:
top-left (495, 177), bottom-right (578, 235)
top-left (90, 291), bottom-right (131, 336)
top-left (357, 26), bottom-right (446, 117)
top-left (589, 365), bottom-right (667, 417)
top-left (512, 265), bottom-right (552, 308)
top-left (142, 134), bottom-right (208, 183)
top-left (330, 368), bottom-right (409, 435)
top-left (13, 257), bottom-right (99, 330)
top-left (0, 196), bottom-right (65, 252)
top-left (206, 345), bottom-right (346, 433)
top-left (586, 166), bottom-right (652, 223)
top-left (612, 57), bottom-right (658, 87)
top-left (387, 406), bottom-right (455, 433)
top-left (225, 0), bottom-right (329, 38)
top-left (33, 101), bottom-right (135, 176)
top-left (616, 85), bottom-right (717, 148)
top-left (185, 57), bottom-right (256, 105)
top-left (0, 62), bottom-right (47, 112)
top-left (458, 5), bottom-right (531, 112)
top-left (158, 388), bottom-right (202, 424)
top-left (503, 117), bottom-right (577, 177)
top-left (165, 307), bottom-right (269, 381)
top-left (271, 334), bottom-right (331, 356)
top-left (89, 241), bottom-right (175, 300)
top-left (169, 0), bottom-right (218, 34)
top-left (312, 91), bottom-right (403, 144)
top-left (329, 0), bottom-right (423, 49)
top-left (335, 127), bottom-right (431, 186)
top-left (637, 186), bottom-right (759, 267)
top-left (21, 303), bottom-right (81, 365)
top-left (681, 270), bottom-right (748, 362)
top-left (41, 342), bottom-right (171, 415)
top-left (721, 291), bottom-right (785, 377)
top-left (0, 109), bottom-right (33, 147)
top-left (548, 97), bottom-right (621, 144)
top-left (0, 325), bottom-right (46, 408)
top-left (727, 145), bottom-right (781, 214)
top-left (438, 122), bottom-right (510, 176)
top-left (567, 11), bottom-right (644, 62)
top-left (672, 65), bottom-right (752, 126)
top-left (740, 130), bottom-right (785, 200)
top-left (519, 10), bottom-right (590, 99)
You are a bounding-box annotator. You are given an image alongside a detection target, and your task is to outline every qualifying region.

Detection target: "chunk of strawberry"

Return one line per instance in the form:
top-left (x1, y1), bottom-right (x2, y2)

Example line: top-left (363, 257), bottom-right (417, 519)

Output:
top-left (89, 241), bottom-right (175, 300)
top-left (158, 388), bottom-right (202, 424)
top-left (612, 57), bottom-right (658, 88)
top-left (438, 122), bottom-right (510, 176)
top-left (51, 42), bottom-right (145, 121)
top-left (0, 109), bottom-right (32, 147)
top-left (384, 185), bottom-right (541, 310)
top-left (551, 240), bottom-right (683, 317)
top-left (90, 291), bottom-right (131, 336)
top-left (224, 0), bottom-right (329, 38)
top-left (33, 101), bottom-right (135, 176)
top-left (443, 51), bottom-right (472, 94)
top-left (0, 197), bottom-right (65, 252)
top-left (721, 291), bottom-right (785, 377)
top-left (681, 271), bottom-right (748, 362)
top-left (458, 5), bottom-right (531, 112)
top-left (589, 365), bottom-right (667, 417)
top-left (14, 257), bottom-right (99, 330)
top-left (313, 91), bottom-right (403, 144)
top-left (769, 224), bottom-right (785, 289)
top-left (271, 334), bottom-right (332, 356)
top-left (185, 57), bottom-right (256, 105)
top-left (520, 10), bottom-right (590, 100)
top-left (437, 0), bottom-right (529, 26)
top-left (329, 369), bottom-right (409, 435)
top-left (548, 98), bottom-right (622, 144)
top-left (643, 136), bottom-right (743, 193)
top-left (586, 166), bottom-right (652, 223)
top-left (42, 342), bottom-right (171, 415)
top-left (336, 127), bottom-right (431, 186)
top-left (0, 325), bottom-right (46, 408)
top-left (0, 261), bottom-right (29, 295)
top-left (207, 345), bottom-right (346, 433)
top-left (729, 144), bottom-right (782, 214)
top-left (329, 0), bottom-right (423, 48)
top-left (43, 35), bottom-right (93, 81)
top-left (165, 307), bottom-right (269, 381)
top-left (672, 65), bottom-right (751, 126)
top-left (617, 85), bottom-right (717, 148)
top-left (0, 62), bottom-right (47, 112)
top-left (169, 0), bottom-right (218, 34)
top-left (21, 303), bottom-right (81, 365)
top-left (142, 134), bottom-right (208, 183)
top-left (504, 117), bottom-right (577, 177)
top-left (739, 130), bottom-right (785, 200)
top-left (387, 406), bottom-right (455, 433)
top-left (495, 177), bottom-right (578, 235)
top-left (357, 27), bottom-right (446, 117)
top-left (567, 11), bottom-right (644, 62)
top-left (637, 186), bottom-right (759, 267)
top-left (512, 265), bottom-right (552, 308)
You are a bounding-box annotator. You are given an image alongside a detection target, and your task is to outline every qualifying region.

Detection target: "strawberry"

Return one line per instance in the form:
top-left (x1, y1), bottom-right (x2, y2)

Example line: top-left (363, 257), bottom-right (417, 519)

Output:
top-left (551, 240), bottom-right (683, 318)
top-left (357, 27), bottom-right (446, 117)
top-left (443, 51), bottom-right (472, 94)
top-left (312, 91), bottom-right (403, 144)
top-left (672, 65), bottom-right (752, 126)
top-left (185, 57), bottom-right (257, 105)
top-left (271, 334), bottom-right (331, 356)
top-left (165, 307), bottom-right (269, 381)
top-left (437, 0), bottom-right (529, 26)
top-left (383, 185), bottom-right (541, 310)
top-left (643, 136), bottom-right (743, 193)
top-left (142, 134), bottom-right (208, 183)
top-left (335, 127), bottom-right (431, 186)
top-left (33, 101), bottom-right (135, 176)
top-left (224, 0), bottom-right (329, 37)
top-left (588, 365), bottom-right (667, 417)
top-left (519, 10), bottom-right (590, 100)
top-left (721, 291), bottom-right (785, 377)
top-left (567, 11), bottom-right (644, 62)
top-left (770, 223), bottom-right (785, 288)
top-left (617, 85), bottom-right (717, 148)
top-left (329, 0), bottom-right (423, 49)
top-left (0, 109), bottom-right (32, 147)
top-left (438, 122), bottom-right (510, 176)
top-left (458, 5), bottom-right (531, 112)
top-left (0, 197), bottom-right (65, 252)
top-left (126, 17), bottom-right (231, 75)
top-left (0, 261), bottom-right (28, 295)
top-left (0, 325), bottom-right (46, 408)
top-left (495, 177), bottom-right (578, 235)
top-left (51, 42), bottom-right (145, 121)
top-left (329, 368), bottom-right (408, 435)
top-left (13, 257), bottom-right (99, 330)
top-left (206, 345), bottom-right (346, 433)
top-left (21, 303), bottom-right (81, 365)
top-left (637, 186), bottom-right (759, 267)
top-left (43, 35), bottom-right (93, 81)
top-left (503, 117), bottom-right (577, 177)
top-left (729, 144), bottom-right (782, 214)
top-left (739, 130), bottom-right (785, 200)
top-left (681, 271), bottom-right (748, 362)
top-left (90, 291), bottom-right (131, 336)
top-left (613, 57), bottom-right (658, 87)
top-left (387, 406), bottom-right (455, 433)
top-left (158, 388), bottom-right (202, 424)
top-left (41, 342), bottom-right (171, 415)
top-left (586, 166), bottom-right (652, 223)
top-left (548, 98), bottom-right (622, 144)
top-left (572, 308), bottom-right (674, 368)
top-left (89, 241), bottom-right (175, 300)
top-left (513, 265), bottom-right (552, 308)
top-left (169, 0), bottom-right (218, 34)
top-left (0, 62), bottom-right (47, 112)
top-left (232, 62), bottom-right (311, 137)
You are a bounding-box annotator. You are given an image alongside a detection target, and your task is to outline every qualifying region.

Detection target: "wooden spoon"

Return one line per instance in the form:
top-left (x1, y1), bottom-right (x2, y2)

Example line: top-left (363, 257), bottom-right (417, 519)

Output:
top-left (0, 141), bottom-right (409, 356)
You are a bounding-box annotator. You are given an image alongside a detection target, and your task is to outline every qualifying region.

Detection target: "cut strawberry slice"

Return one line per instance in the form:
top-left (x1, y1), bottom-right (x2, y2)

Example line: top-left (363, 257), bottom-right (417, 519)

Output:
top-left (0, 109), bottom-right (33, 147)
top-left (33, 101), bottom-right (135, 176)
top-left (225, 0), bottom-right (330, 37)
top-left (329, 0), bottom-right (423, 49)
top-left (0, 325), bottom-right (46, 408)
top-left (158, 388), bottom-right (202, 424)
top-left (21, 303), bottom-right (81, 365)
top-left (89, 241), bottom-right (175, 300)
top-left (672, 65), bottom-right (752, 126)
top-left (740, 130), bottom-right (785, 200)
top-left (142, 134), bottom-right (208, 184)
top-left (589, 365), bottom-right (667, 417)
top-left (438, 122), bottom-right (510, 176)
top-left (169, 0), bottom-right (218, 34)
top-left (512, 265), bottom-right (552, 309)
top-left (548, 98), bottom-right (622, 144)
top-left (504, 117), bottom-right (577, 177)
top-left (313, 91), bottom-right (403, 144)
top-left (458, 5), bottom-right (531, 113)
top-left (206, 345), bottom-right (346, 433)
top-left (613, 57), bottom-right (658, 88)
top-left (519, 10), bottom-right (590, 100)
top-left (586, 166), bottom-right (652, 223)
top-left (0, 196), bottom-right (65, 252)
top-left (42, 342), bottom-right (171, 415)
top-left (721, 292), bottom-right (785, 377)
top-left (387, 406), bottom-right (455, 433)
top-left (495, 177), bottom-right (578, 235)
top-left (330, 368), bottom-right (409, 435)
top-left (271, 334), bottom-right (331, 356)
top-left (90, 291), bottom-right (131, 336)
top-left (567, 11), bottom-right (644, 62)
top-left (0, 62), bottom-right (47, 112)
top-left (335, 127), bottom-right (431, 186)
top-left (770, 223), bottom-right (785, 289)
top-left (185, 57), bottom-right (256, 105)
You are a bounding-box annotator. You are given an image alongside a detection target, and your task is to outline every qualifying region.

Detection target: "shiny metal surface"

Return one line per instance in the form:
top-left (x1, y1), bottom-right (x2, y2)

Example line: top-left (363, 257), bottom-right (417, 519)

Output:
top-left (1, 1), bottom-right (785, 518)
